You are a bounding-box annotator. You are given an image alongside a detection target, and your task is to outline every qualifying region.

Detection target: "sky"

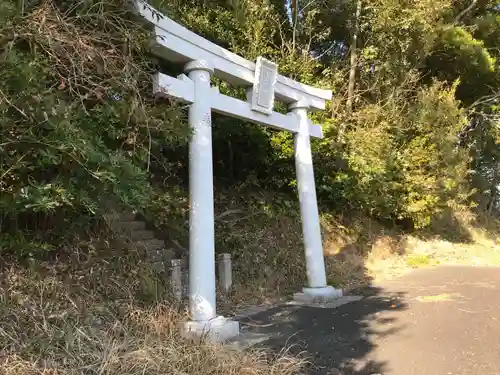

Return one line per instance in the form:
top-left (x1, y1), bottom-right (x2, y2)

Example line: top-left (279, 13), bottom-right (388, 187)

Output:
top-left (285, 0), bottom-right (293, 24)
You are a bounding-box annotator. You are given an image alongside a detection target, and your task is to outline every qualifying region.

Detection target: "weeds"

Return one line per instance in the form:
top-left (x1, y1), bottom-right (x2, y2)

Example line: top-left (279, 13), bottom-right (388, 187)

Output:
top-left (0, 240), bottom-right (304, 375)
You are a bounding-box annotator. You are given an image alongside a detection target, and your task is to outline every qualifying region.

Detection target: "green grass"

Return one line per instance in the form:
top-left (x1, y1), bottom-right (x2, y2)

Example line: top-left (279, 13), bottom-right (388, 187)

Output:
top-left (405, 253), bottom-right (434, 268)
top-left (416, 293), bottom-right (459, 303)
top-left (327, 274), bottom-right (345, 287)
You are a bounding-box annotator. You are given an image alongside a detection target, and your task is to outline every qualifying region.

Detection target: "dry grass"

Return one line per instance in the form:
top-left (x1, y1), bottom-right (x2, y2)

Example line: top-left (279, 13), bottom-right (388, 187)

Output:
top-left (323, 211), bottom-right (500, 287)
top-left (21, 0), bottom-right (149, 103)
top-left (215, 206), bottom-right (500, 298)
top-left (213, 196), bottom-right (308, 312)
top-left (2, 203), bottom-right (497, 375)
top-left (0, 240), bottom-right (304, 375)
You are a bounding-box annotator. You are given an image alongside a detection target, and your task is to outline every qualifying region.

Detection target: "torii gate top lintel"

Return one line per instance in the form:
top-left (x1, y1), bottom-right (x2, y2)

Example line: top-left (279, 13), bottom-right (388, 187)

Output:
top-left (134, 0), bottom-right (332, 113)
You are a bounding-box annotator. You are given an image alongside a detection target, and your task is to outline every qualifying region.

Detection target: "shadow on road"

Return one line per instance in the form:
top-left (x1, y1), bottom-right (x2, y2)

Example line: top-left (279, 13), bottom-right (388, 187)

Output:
top-left (235, 286), bottom-right (408, 375)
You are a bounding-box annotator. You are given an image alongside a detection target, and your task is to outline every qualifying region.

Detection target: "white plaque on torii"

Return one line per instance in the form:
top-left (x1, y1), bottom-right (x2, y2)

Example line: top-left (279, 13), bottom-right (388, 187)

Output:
top-left (251, 57), bottom-right (278, 115)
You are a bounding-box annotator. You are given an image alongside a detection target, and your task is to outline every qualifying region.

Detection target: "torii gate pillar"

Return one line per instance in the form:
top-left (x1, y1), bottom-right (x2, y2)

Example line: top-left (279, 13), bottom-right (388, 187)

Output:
top-left (291, 100), bottom-right (342, 302)
top-left (180, 60), bottom-right (239, 342)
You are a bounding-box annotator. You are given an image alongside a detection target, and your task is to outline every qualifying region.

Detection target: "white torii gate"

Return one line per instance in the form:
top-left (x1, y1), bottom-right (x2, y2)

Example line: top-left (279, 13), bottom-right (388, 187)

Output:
top-left (135, 0), bottom-right (342, 342)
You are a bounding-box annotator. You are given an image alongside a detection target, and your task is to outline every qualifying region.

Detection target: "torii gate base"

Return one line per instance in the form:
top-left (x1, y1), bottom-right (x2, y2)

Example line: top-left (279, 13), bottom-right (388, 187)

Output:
top-left (294, 286), bottom-right (343, 304)
top-left (181, 316), bottom-right (240, 343)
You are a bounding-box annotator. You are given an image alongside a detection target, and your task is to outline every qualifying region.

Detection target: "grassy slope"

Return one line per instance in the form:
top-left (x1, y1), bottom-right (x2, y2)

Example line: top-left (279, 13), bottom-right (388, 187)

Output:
top-left (1, 192), bottom-right (499, 374)
top-left (0, 239), bottom-right (304, 375)
top-left (323, 211), bottom-right (500, 287)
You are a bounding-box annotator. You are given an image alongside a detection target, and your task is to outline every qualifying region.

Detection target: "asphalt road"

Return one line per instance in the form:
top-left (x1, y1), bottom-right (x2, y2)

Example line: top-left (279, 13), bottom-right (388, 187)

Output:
top-left (235, 266), bottom-right (500, 375)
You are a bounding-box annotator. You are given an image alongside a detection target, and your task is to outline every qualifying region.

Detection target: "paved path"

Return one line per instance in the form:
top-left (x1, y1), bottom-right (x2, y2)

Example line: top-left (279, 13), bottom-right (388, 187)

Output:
top-left (235, 266), bottom-right (500, 375)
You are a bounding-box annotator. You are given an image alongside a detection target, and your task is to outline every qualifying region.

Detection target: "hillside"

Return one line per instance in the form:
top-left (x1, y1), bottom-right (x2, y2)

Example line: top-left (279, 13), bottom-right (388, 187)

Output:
top-left (1, 0), bottom-right (500, 373)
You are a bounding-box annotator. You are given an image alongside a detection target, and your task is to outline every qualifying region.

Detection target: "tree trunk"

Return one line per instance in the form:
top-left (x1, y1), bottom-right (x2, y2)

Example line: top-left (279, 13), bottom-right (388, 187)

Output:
top-left (338, 0), bottom-right (362, 142)
top-left (291, 0), bottom-right (299, 53)
top-left (488, 162), bottom-right (500, 214)
top-left (347, 0), bottom-right (362, 114)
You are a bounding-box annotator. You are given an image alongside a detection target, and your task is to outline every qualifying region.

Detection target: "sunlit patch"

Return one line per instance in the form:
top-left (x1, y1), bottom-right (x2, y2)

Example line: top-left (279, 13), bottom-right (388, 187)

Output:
top-left (415, 293), bottom-right (461, 303)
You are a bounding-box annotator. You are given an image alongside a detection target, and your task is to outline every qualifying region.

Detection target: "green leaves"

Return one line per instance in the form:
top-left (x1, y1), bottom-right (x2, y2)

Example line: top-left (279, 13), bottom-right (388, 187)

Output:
top-left (0, 0), bottom-right (190, 255)
top-left (340, 81), bottom-right (471, 227)
top-left (1, 0), bottom-right (499, 261)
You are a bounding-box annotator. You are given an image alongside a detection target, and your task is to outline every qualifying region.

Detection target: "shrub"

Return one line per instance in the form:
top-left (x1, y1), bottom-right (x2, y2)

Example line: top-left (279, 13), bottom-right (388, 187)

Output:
top-left (0, 0), bottom-right (188, 253)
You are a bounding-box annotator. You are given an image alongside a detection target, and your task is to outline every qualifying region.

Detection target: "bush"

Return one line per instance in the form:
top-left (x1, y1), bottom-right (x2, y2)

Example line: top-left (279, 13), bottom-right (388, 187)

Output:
top-left (0, 0), bottom-right (189, 253)
top-left (323, 80), bottom-right (473, 228)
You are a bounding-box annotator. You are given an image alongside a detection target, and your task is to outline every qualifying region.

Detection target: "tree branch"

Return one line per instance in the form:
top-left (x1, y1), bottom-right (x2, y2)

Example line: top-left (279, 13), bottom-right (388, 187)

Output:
top-left (454, 0), bottom-right (478, 24)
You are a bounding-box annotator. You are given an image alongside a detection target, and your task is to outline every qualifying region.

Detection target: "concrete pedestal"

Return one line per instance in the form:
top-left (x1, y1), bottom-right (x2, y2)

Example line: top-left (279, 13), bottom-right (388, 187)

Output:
top-left (293, 285), bottom-right (343, 304)
top-left (180, 316), bottom-right (240, 343)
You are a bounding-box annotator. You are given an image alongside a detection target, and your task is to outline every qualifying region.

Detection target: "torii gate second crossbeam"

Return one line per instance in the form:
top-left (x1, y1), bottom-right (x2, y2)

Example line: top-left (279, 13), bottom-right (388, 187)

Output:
top-left (135, 0), bottom-right (342, 342)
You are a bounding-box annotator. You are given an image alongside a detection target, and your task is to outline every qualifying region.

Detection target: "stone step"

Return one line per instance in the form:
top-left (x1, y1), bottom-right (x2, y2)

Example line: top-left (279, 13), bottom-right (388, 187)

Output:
top-left (136, 241), bottom-right (176, 261)
top-left (117, 211), bottom-right (136, 222)
top-left (129, 230), bottom-right (155, 241)
top-left (104, 210), bottom-right (136, 223)
top-left (134, 238), bottom-right (165, 253)
top-left (114, 220), bottom-right (146, 232)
